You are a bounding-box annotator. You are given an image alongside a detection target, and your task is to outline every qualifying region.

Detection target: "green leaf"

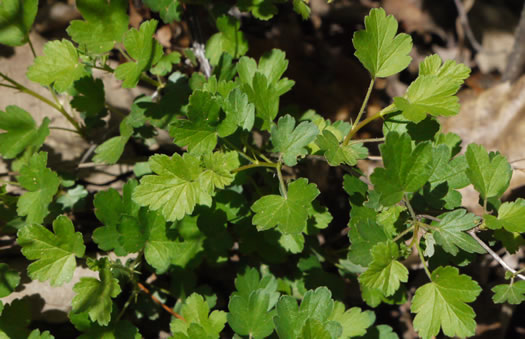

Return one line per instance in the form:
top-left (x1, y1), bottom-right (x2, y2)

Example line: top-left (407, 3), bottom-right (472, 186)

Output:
top-left (133, 153), bottom-right (204, 221)
top-left (370, 132), bottom-right (433, 206)
top-left (411, 266), bottom-right (481, 338)
top-left (28, 329), bottom-right (54, 339)
top-left (485, 199), bottom-right (525, 232)
top-left (273, 287), bottom-right (336, 339)
top-left (0, 0), bottom-right (38, 46)
top-left (27, 39), bottom-right (88, 92)
top-left (271, 115), bottom-right (319, 166)
top-left (66, 0), bottom-right (128, 54)
top-left (431, 209), bottom-right (484, 256)
top-left (232, 267), bottom-right (280, 304)
top-left (293, 0), bottom-right (311, 20)
top-left (228, 290), bottom-right (276, 338)
top-left (57, 185), bottom-right (88, 210)
top-left (237, 0), bottom-right (285, 21)
top-left (143, 211), bottom-right (178, 273)
top-left (465, 143), bottom-right (512, 199)
top-left (0, 263), bottom-right (20, 298)
top-left (92, 181), bottom-right (140, 256)
top-left (206, 15), bottom-right (249, 65)
top-left (347, 205), bottom-right (390, 266)
top-left (358, 241), bottom-right (408, 296)
top-left (143, 0), bottom-right (182, 23)
top-left (316, 130), bottom-right (368, 166)
top-left (199, 151), bottom-right (240, 195)
top-left (0, 105), bottom-right (49, 159)
top-left (92, 119), bottom-right (133, 164)
top-left (72, 260), bottom-right (121, 326)
top-left (327, 302), bottom-right (374, 338)
top-left (251, 178), bottom-right (320, 234)
top-left (219, 88), bottom-right (255, 135)
top-left (394, 54), bottom-right (471, 122)
top-left (169, 90), bottom-right (221, 155)
top-left (0, 299), bottom-right (31, 338)
top-left (352, 8), bottom-right (412, 78)
top-left (170, 293), bottom-right (227, 339)
top-left (150, 51), bottom-right (181, 76)
top-left (492, 281), bottom-right (525, 304)
top-left (77, 320), bottom-right (141, 339)
top-left (71, 76), bottom-right (106, 117)
top-left (115, 20), bottom-right (163, 88)
top-left (17, 216), bottom-right (86, 286)
top-left (300, 318), bottom-right (341, 339)
top-left (16, 152), bottom-right (61, 224)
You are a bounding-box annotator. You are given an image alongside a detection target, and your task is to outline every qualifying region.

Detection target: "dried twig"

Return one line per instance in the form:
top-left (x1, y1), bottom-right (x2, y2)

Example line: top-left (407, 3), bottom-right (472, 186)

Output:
top-left (137, 282), bottom-right (186, 322)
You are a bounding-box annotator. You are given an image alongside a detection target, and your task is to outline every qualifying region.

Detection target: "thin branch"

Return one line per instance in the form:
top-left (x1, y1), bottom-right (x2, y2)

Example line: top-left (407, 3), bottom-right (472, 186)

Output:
top-left (27, 36), bottom-right (37, 58)
top-left (416, 241), bottom-right (432, 280)
top-left (468, 230), bottom-right (525, 280)
top-left (232, 162), bottom-right (278, 173)
top-left (418, 214), bottom-right (441, 223)
top-left (276, 159), bottom-right (287, 199)
top-left (343, 78), bottom-right (375, 146)
top-left (137, 282), bottom-right (186, 322)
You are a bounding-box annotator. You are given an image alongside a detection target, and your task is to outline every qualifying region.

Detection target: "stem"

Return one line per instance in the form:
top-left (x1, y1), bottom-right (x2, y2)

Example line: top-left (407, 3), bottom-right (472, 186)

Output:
top-left (418, 214), bottom-right (441, 222)
top-left (0, 180), bottom-right (20, 186)
top-left (116, 289), bottom-right (138, 322)
top-left (343, 78), bottom-right (375, 146)
top-left (49, 126), bottom-right (83, 135)
top-left (276, 159), bottom-right (287, 199)
top-left (140, 73), bottom-right (162, 88)
top-left (232, 162), bottom-right (278, 173)
top-left (0, 83), bottom-right (18, 89)
top-left (0, 72), bottom-right (82, 133)
top-left (222, 139), bottom-right (257, 163)
top-left (416, 241), bottom-right (432, 280)
top-left (468, 230), bottom-right (525, 280)
top-left (344, 104), bottom-right (397, 143)
top-left (349, 137), bottom-right (385, 144)
top-left (137, 282), bottom-right (186, 322)
top-left (393, 224), bottom-right (415, 242)
top-left (404, 194), bottom-right (417, 222)
top-left (27, 36), bottom-right (37, 58)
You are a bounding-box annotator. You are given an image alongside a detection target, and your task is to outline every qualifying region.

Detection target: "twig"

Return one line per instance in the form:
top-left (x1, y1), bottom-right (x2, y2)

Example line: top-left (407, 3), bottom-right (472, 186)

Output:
top-left (468, 230), bottom-right (525, 280)
top-left (137, 282), bottom-right (186, 322)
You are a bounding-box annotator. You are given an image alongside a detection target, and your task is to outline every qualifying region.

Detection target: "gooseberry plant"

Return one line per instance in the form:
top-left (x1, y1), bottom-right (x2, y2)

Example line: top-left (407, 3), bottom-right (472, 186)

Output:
top-left (0, 1), bottom-right (523, 338)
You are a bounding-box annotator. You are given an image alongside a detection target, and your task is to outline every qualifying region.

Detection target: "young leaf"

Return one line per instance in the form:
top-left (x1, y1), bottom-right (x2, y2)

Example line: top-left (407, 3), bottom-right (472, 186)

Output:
top-left (237, 50), bottom-right (294, 130)
top-left (16, 152), bottom-right (61, 224)
top-left (316, 130), bottom-right (368, 166)
top-left (394, 54), bottom-right (470, 122)
top-left (0, 263), bottom-right (20, 298)
top-left (270, 115), bottom-right (319, 166)
top-left (492, 280), bottom-right (525, 304)
top-left (133, 153), bottom-right (204, 222)
top-left (66, 0), bottom-right (129, 54)
top-left (26, 40), bottom-right (88, 92)
top-left (0, 105), bottom-right (49, 159)
top-left (115, 20), bottom-right (163, 88)
top-left (465, 143), bottom-right (512, 199)
top-left (72, 260), bottom-right (121, 326)
top-left (358, 241), bottom-right (408, 297)
top-left (228, 290), bottom-right (276, 338)
top-left (370, 132), bottom-right (433, 206)
top-left (411, 266), bottom-right (481, 338)
top-left (206, 15), bottom-right (249, 65)
top-left (232, 267), bottom-right (280, 305)
top-left (251, 178), bottom-right (320, 234)
top-left (170, 293), bottom-right (227, 339)
top-left (143, 0), bottom-right (182, 23)
top-left (0, 0), bottom-right (38, 46)
top-left (485, 199), bottom-right (525, 232)
top-left (352, 8), bottom-right (412, 78)
top-left (431, 209), bottom-right (484, 256)
top-left (17, 216), bottom-right (86, 286)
